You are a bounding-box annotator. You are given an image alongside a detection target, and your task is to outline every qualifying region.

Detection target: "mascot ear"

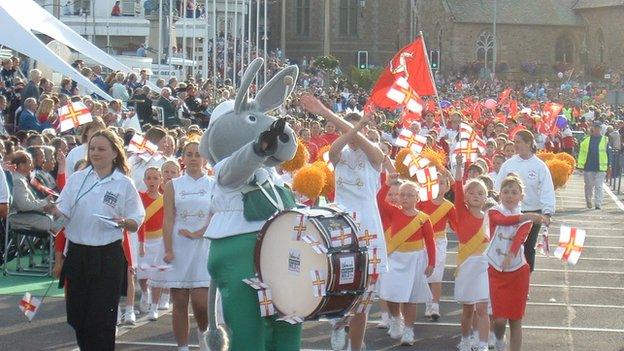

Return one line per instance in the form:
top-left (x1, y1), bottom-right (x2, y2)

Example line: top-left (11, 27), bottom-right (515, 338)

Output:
top-left (254, 65), bottom-right (299, 113)
top-left (234, 58), bottom-right (264, 114)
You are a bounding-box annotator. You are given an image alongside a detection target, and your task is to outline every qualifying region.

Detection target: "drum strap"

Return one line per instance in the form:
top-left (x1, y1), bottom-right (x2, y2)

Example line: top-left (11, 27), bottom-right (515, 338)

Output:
top-left (256, 179), bottom-right (285, 211)
top-left (385, 212), bottom-right (429, 254)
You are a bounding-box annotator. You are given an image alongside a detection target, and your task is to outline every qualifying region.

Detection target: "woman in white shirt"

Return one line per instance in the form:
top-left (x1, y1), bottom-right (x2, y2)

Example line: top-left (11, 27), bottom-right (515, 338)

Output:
top-left (495, 130), bottom-right (555, 272)
top-left (54, 129), bottom-right (145, 351)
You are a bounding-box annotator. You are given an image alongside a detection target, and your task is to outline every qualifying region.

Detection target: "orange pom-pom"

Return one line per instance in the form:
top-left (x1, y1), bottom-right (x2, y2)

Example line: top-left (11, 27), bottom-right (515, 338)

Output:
top-left (546, 159), bottom-right (572, 189)
top-left (394, 148), bottom-right (417, 181)
top-left (316, 145), bottom-right (331, 163)
top-left (281, 138), bottom-right (309, 172)
top-left (537, 151), bottom-right (556, 162)
top-left (421, 146), bottom-right (448, 171)
top-left (312, 161), bottom-right (335, 197)
top-left (292, 164), bottom-right (326, 200)
top-left (555, 152), bottom-right (576, 174)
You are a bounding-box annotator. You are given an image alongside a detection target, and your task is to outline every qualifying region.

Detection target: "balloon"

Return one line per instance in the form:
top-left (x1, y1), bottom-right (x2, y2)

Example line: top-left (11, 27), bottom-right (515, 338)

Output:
top-left (556, 115), bottom-right (568, 129)
top-left (484, 99), bottom-right (497, 109)
top-left (440, 100), bottom-right (452, 109)
top-left (557, 72), bottom-right (564, 79)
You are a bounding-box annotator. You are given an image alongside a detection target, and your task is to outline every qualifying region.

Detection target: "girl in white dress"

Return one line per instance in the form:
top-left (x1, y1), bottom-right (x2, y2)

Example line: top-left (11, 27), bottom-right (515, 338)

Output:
top-left (150, 141), bottom-right (213, 351)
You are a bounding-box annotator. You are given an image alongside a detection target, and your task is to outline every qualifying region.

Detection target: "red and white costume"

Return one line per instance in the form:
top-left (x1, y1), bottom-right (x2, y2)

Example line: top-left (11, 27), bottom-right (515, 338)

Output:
top-left (486, 205), bottom-right (533, 320)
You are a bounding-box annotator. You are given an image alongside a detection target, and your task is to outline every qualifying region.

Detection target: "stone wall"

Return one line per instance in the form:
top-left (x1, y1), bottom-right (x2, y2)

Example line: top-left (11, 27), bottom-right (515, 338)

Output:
top-left (576, 7), bottom-right (624, 71)
top-left (268, 0), bottom-right (411, 69)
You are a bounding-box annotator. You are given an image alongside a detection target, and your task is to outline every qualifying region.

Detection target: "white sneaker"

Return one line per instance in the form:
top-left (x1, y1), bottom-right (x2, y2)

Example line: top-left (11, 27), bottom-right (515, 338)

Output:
top-left (471, 332), bottom-right (480, 349)
top-left (457, 338), bottom-right (472, 351)
top-left (330, 326), bottom-right (347, 351)
top-left (377, 312), bottom-right (391, 329)
top-left (430, 303), bottom-right (440, 321)
top-left (476, 345), bottom-right (489, 351)
top-left (158, 294), bottom-right (171, 310)
top-left (488, 331), bottom-right (496, 348)
top-left (124, 310), bottom-right (136, 325)
top-left (139, 293), bottom-right (150, 314)
top-left (148, 308), bottom-right (158, 321)
top-left (424, 303), bottom-right (432, 318)
top-left (197, 328), bottom-right (209, 351)
top-left (495, 338), bottom-right (506, 351)
top-left (400, 327), bottom-right (415, 346)
top-left (388, 317), bottom-right (404, 339)
top-left (116, 306), bottom-right (122, 326)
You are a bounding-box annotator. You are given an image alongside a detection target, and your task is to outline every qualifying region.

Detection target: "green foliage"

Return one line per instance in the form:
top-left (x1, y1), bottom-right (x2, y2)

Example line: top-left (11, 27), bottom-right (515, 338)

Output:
top-left (348, 66), bottom-right (384, 90)
top-left (314, 55), bottom-right (340, 71)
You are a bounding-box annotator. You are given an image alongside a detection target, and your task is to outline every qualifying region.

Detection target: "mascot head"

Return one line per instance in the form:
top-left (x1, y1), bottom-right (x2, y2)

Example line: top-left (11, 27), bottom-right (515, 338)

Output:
top-left (200, 58), bottom-right (299, 167)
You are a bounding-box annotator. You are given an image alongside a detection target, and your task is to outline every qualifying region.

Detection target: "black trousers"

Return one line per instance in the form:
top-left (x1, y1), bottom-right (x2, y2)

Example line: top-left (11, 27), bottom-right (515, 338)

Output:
top-left (61, 240), bottom-right (124, 351)
top-left (521, 210), bottom-right (542, 272)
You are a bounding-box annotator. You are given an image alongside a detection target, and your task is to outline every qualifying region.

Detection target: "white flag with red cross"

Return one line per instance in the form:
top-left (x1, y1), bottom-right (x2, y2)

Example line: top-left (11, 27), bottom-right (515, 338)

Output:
top-left (459, 122), bottom-right (486, 154)
top-left (257, 288), bottom-right (276, 317)
top-left (395, 129), bottom-right (427, 154)
top-left (453, 139), bottom-right (480, 163)
top-left (58, 102), bottom-right (93, 132)
top-left (18, 292), bottom-right (41, 322)
top-left (386, 77), bottom-right (424, 114)
top-left (415, 166), bottom-right (440, 201)
top-left (403, 151), bottom-right (431, 177)
top-left (554, 226), bottom-right (586, 265)
top-left (128, 134), bottom-right (158, 156)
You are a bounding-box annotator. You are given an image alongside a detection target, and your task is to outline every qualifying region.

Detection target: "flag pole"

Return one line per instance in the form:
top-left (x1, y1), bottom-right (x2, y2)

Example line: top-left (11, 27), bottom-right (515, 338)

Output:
top-left (233, 0), bottom-right (238, 89)
top-left (418, 31), bottom-right (446, 129)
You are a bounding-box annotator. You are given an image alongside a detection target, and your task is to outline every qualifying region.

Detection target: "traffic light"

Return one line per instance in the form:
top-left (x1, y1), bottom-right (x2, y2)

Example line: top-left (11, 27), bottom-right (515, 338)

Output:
top-left (357, 51), bottom-right (369, 69)
top-left (430, 50), bottom-right (440, 70)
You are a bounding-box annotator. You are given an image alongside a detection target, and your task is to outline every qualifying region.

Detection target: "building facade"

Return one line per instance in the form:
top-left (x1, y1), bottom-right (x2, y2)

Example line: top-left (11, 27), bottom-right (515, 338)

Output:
top-left (268, 0), bottom-right (414, 69)
top-left (415, 0), bottom-right (624, 77)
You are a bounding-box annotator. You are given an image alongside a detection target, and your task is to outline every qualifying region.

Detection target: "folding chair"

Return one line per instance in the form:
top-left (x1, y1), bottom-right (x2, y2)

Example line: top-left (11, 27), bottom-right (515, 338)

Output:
top-left (2, 171), bottom-right (54, 277)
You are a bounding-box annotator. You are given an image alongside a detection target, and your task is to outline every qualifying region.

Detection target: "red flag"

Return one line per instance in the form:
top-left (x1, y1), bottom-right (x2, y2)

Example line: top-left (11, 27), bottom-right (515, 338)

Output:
top-left (498, 88), bottom-right (512, 104)
top-left (400, 109), bottom-right (422, 128)
top-left (509, 99), bottom-right (519, 116)
top-left (542, 102), bottom-right (564, 135)
top-left (367, 36), bottom-right (437, 110)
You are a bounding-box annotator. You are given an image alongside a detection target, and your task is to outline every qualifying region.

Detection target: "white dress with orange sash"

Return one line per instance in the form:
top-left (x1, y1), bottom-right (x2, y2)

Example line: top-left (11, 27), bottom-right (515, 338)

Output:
top-left (454, 215), bottom-right (490, 304)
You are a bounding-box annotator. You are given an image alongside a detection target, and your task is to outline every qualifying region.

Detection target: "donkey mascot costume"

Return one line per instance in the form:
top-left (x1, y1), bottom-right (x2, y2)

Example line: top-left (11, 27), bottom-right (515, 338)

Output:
top-left (200, 58), bottom-right (301, 350)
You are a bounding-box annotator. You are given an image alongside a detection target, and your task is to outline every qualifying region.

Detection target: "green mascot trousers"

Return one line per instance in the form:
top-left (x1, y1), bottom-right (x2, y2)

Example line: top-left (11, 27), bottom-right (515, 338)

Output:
top-left (208, 233), bottom-right (302, 351)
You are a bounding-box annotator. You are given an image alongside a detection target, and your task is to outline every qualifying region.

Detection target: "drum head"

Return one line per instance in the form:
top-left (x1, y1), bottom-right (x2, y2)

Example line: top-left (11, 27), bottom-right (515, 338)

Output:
top-left (257, 209), bottom-right (332, 318)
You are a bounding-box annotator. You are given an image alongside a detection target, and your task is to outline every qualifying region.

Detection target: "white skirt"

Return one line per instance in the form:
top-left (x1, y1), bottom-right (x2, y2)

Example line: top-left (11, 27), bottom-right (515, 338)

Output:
top-left (137, 239), bottom-right (163, 280)
top-left (427, 237), bottom-right (447, 283)
top-left (150, 230), bottom-right (211, 289)
top-left (454, 255), bottom-right (489, 304)
top-left (380, 250), bottom-right (432, 303)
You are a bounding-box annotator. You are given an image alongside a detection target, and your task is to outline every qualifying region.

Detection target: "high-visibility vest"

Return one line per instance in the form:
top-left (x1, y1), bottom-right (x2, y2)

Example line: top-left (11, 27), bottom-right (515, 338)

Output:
top-left (577, 136), bottom-right (608, 171)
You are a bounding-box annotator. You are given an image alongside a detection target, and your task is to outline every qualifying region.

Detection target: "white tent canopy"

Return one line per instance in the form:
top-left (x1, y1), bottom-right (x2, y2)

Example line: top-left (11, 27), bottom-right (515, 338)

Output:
top-left (0, 3), bottom-right (113, 100)
top-left (0, 0), bottom-right (159, 94)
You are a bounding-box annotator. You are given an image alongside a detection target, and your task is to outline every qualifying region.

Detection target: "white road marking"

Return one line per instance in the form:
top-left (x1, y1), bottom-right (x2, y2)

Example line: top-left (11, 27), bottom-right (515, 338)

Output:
top-left (603, 183), bottom-right (624, 212)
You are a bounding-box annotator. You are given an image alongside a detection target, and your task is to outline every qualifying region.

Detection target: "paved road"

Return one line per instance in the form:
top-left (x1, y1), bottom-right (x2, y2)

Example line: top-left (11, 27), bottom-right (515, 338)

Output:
top-left (1, 174), bottom-right (623, 351)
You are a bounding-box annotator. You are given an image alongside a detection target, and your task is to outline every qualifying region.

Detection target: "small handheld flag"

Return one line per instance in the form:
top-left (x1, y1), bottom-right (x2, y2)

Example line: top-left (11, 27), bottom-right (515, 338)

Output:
top-left (554, 226), bottom-right (585, 265)
top-left (19, 292), bottom-right (41, 322)
top-left (58, 102), bottom-right (93, 132)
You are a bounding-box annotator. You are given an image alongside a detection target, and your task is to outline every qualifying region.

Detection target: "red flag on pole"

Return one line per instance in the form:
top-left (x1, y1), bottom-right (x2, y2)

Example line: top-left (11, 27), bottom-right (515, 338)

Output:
top-left (367, 35), bottom-right (437, 111)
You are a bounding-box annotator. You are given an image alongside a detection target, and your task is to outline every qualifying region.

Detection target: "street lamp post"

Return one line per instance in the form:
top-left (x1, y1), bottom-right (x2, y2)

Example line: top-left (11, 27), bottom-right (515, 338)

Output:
top-left (492, 0), bottom-right (497, 77)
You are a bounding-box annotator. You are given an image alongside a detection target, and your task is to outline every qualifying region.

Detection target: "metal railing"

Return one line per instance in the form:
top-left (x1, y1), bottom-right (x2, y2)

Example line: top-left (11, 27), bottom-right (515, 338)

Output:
top-left (608, 149), bottom-right (622, 194)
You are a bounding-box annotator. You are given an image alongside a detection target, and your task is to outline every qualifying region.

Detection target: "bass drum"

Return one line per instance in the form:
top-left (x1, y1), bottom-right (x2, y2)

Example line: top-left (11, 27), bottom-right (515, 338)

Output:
top-left (255, 207), bottom-right (369, 320)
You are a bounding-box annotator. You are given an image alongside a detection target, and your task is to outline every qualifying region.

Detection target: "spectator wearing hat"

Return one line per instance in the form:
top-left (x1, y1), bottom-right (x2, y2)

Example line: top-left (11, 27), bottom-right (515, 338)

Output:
top-left (577, 122), bottom-right (612, 210)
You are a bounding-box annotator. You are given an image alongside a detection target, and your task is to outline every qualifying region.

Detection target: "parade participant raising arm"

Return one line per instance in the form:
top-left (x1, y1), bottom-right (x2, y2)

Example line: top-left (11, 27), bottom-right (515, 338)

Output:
top-left (304, 96), bottom-right (387, 351)
top-left (377, 173), bottom-right (435, 346)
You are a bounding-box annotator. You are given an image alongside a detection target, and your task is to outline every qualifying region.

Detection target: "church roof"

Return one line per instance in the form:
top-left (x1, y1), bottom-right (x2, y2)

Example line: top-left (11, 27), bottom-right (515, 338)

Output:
top-left (573, 0), bottom-right (624, 9)
top-left (444, 0), bottom-right (584, 27)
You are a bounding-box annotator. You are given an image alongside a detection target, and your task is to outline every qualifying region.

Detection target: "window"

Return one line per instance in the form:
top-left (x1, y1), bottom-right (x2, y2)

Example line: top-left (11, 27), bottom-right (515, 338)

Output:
top-left (597, 29), bottom-right (605, 64)
top-left (73, 0), bottom-right (91, 15)
top-left (339, 0), bottom-right (359, 38)
top-left (555, 34), bottom-right (574, 63)
top-left (295, 0), bottom-right (310, 36)
top-left (476, 31), bottom-right (494, 66)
